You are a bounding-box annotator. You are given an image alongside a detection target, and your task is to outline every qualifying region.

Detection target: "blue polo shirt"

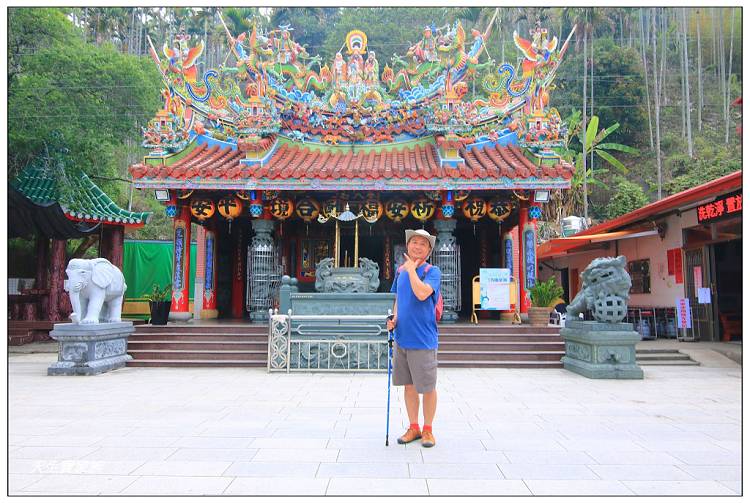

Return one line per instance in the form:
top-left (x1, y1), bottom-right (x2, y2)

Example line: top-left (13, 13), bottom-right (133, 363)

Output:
top-left (390, 263), bottom-right (441, 349)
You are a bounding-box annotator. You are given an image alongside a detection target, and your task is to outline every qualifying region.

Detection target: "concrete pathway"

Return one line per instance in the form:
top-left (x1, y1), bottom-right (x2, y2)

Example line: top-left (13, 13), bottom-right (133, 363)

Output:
top-left (8, 352), bottom-right (741, 496)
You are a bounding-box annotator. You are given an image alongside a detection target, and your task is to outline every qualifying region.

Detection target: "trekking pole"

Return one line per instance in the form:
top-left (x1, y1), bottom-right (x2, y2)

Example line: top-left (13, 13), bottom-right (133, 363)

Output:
top-left (385, 310), bottom-right (395, 446)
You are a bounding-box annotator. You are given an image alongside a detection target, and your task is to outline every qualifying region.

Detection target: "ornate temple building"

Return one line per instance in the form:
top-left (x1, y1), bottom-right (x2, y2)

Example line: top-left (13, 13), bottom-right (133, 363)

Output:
top-left (129, 13), bottom-right (576, 322)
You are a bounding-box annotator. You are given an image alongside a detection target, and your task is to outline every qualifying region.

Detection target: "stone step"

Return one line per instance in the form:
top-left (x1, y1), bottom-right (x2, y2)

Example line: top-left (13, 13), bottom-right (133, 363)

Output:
top-left (636, 354), bottom-right (694, 361)
top-left (637, 360), bottom-right (701, 366)
top-left (128, 350), bottom-right (267, 361)
top-left (438, 361), bottom-right (564, 368)
top-left (636, 349), bottom-right (682, 354)
top-left (438, 342), bottom-right (565, 352)
top-left (439, 334), bottom-right (563, 341)
top-left (437, 351), bottom-right (565, 362)
top-left (439, 327), bottom-right (560, 334)
top-left (129, 334), bottom-right (268, 342)
top-left (134, 327), bottom-right (267, 335)
top-left (128, 341), bottom-right (268, 351)
top-left (126, 359), bottom-right (266, 367)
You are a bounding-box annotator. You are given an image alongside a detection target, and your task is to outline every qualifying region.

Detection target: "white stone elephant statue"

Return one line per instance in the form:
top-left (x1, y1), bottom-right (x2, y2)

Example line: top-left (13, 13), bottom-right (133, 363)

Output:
top-left (64, 258), bottom-right (127, 324)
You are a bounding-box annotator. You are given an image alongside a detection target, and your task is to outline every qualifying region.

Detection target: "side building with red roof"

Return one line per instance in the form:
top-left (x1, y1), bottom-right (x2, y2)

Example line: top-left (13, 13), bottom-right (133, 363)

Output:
top-left (538, 171), bottom-right (742, 343)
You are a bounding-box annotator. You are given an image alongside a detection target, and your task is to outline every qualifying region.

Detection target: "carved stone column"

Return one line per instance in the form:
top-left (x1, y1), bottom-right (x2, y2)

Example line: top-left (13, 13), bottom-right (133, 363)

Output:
top-left (433, 218), bottom-right (460, 323)
top-left (247, 219), bottom-right (280, 322)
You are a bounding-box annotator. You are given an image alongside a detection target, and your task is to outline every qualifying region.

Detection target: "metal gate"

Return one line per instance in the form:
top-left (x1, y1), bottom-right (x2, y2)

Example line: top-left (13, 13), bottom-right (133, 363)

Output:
top-left (683, 247), bottom-right (714, 341)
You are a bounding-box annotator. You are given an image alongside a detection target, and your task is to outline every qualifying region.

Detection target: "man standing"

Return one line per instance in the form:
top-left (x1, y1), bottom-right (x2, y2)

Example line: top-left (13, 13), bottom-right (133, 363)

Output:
top-left (387, 229), bottom-right (441, 448)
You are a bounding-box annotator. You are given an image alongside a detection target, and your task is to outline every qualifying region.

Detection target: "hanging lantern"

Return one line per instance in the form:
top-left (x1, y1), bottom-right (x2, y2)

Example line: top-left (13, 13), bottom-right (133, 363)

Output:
top-left (269, 196), bottom-right (294, 220)
top-left (488, 198), bottom-right (513, 223)
top-left (454, 190), bottom-right (470, 202)
top-left (410, 197), bottom-right (435, 221)
top-left (320, 197), bottom-right (342, 218)
top-left (384, 198), bottom-right (409, 222)
top-left (295, 197), bottom-right (320, 222)
top-left (247, 190), bottom-right (264, 218)
top-left (348, 191), bottom-right (366, 215)
top-left (165, 205), bottom-right (178, 218)
top-left (462, 197), bottom-right (487, 222)
top-left (217, 196), bottom-right (243, 220)
top-left (190, 198), bottom-right (216, 222)
top-left (440, 191), bottom-right (455, 218)
top-left (529, 205), bottom-right (543, 220)
top-left (361, 195), bottom-right (383, 224)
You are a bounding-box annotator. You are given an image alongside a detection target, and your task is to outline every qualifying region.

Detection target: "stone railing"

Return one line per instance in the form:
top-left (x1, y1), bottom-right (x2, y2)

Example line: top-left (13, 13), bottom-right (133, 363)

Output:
top-left (269, 279), bottom-right (395, 372)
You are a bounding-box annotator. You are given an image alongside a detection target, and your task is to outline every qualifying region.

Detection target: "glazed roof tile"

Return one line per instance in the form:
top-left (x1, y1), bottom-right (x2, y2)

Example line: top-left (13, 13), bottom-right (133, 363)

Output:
top-left (12, 163), bottom-right (151, 227)
top-left (129, 141), bottom-right (574, 188)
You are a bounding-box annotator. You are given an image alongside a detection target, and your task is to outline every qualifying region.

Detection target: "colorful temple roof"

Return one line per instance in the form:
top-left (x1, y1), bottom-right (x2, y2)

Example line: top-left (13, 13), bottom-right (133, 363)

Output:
top-left (130, 12), bottom-right (578, 192)
top-left (130, 137), bottom-right (573, 191)
top-left (11, 161), bottom-right (151, 239)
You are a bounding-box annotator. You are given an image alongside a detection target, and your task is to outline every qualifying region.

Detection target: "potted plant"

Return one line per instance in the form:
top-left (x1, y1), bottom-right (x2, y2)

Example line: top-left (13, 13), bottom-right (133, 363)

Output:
top-left (144, 284), bottom-right (172, 325)
top-left (527, 278), bottom-right (564, 326)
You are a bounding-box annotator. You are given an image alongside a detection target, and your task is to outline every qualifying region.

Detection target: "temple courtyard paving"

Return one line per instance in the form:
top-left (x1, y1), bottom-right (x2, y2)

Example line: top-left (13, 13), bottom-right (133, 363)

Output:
top-left (8, 347), bottom-right (741, 496)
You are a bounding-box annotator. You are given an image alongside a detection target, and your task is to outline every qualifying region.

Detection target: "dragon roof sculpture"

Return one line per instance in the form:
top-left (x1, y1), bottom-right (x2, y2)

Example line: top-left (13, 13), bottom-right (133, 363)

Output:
top-left (141, 10), bottom-right (576, 156)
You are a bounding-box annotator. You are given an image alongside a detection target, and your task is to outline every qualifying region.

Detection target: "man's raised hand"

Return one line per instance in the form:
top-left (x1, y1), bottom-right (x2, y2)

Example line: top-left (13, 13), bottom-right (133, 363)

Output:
top-left (402, 253), bottom-right (421, 274)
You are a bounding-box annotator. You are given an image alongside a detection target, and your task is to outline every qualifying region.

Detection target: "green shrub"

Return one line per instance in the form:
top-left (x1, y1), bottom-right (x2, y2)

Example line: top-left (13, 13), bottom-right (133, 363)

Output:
top-left (528, 278), bottom-right (564, 308)
top-left (144, 284), bottom-right (172, 302)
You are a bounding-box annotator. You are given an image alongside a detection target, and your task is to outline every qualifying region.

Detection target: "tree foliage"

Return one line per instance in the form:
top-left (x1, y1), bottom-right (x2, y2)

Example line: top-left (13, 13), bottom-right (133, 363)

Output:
top-left (8, 8), bottom-right (162, 203)
top-left (604, 177), bottom-right (650, 219)
top-left (6, 7), bottom-right (743, 240)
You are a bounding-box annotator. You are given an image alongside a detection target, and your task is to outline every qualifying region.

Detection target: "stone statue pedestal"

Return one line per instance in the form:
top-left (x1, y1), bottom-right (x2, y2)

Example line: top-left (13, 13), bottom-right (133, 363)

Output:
top-left (48, 322), bottom-right (134, 376)
top-left (560, 320), bottom-right (644, 379)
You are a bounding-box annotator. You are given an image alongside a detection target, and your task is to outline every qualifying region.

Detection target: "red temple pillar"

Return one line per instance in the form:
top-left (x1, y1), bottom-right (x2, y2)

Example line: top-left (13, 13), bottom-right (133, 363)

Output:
top-left (48, 239), bottom-right (67, 321)
top-left (100, 225), bottom-right (124, 269)
top-left (170, 205), bottom-right (192, 321)
top-left (202, 222), bottom-right (219, 319)
top-left (231, 224), bottom-right (246, 318)
top-left (35, 235), bottom-right (50, 320)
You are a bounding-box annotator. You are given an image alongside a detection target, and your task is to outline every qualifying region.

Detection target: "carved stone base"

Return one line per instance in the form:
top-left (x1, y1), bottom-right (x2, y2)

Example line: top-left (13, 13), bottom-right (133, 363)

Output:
top-left (250, 310), bottom-right (269, 322)
top-left (440, 309), bottom-right (459, 323)
top-left (169, 310), bottom-right (193, 322)
top-left (48, 322), bottom-right (134, 376)
top-left (560, 320), bottom-right (644, 379)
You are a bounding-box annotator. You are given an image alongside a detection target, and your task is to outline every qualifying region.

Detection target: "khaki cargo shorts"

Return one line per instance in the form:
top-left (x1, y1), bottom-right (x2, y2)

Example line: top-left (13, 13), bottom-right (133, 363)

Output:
top-left (392, 342), bottom-right (438, 393)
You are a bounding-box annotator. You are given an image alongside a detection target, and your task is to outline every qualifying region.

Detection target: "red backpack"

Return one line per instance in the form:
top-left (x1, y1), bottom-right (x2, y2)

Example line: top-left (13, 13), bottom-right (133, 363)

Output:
top-left (396, 263), bottom-right (444, 321)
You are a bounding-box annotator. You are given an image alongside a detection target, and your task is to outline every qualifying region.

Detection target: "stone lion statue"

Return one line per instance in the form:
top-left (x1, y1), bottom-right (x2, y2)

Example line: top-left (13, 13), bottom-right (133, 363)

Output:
top-left (64, 258), bottom-right (127, 324)
top-left (567, 256), bottom-right (632, 323)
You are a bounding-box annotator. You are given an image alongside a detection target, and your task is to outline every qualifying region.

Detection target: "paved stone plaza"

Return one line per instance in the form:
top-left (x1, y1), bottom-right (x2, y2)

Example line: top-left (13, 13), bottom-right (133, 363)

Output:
top-left (8, 350), bottom-right (741, 496)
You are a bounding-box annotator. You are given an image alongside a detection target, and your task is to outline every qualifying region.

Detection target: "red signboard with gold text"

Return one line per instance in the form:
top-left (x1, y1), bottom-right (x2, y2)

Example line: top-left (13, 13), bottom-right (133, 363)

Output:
top-left (696, 192), bottom-right (742, 224)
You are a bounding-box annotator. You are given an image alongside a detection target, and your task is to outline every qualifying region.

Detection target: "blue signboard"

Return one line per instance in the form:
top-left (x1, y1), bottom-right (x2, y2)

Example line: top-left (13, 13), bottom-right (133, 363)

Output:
top-left (174, 227), bottom-right (184, 290)
top-left (504, 238), bottom-right (513, 277)
top-left (205, 234), bottom-right (214, 291)
top-left (523, 228), bottom-right (536, 289)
